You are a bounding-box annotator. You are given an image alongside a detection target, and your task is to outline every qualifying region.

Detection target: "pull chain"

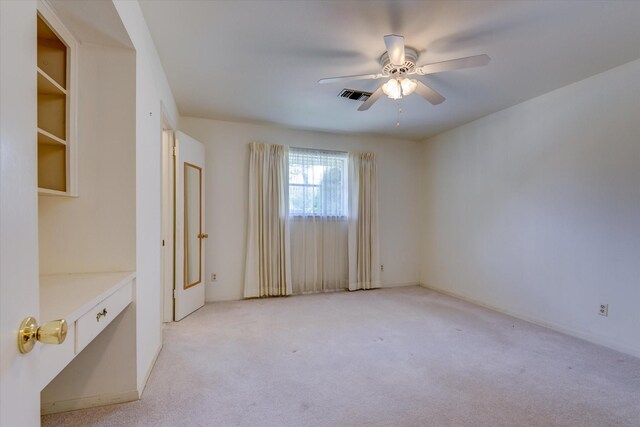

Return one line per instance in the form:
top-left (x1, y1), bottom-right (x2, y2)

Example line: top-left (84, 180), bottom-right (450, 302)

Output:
top-left (396, 99), bottom-right (403, 127)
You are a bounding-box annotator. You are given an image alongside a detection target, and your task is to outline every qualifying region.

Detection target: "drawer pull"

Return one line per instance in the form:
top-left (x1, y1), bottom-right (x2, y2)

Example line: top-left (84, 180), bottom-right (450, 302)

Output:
top-left (96, 308), bottom-right (108, 322)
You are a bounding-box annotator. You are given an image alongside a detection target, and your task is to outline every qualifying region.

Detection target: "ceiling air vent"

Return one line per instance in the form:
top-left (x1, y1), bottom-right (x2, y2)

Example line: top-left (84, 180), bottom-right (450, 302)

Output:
top-left (338, 89), bottom-right (372, 102)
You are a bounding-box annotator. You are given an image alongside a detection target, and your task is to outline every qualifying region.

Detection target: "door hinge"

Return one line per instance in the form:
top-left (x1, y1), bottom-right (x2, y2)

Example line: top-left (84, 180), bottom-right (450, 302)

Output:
top-left (173, 289), bottom-right (177, 299)
top-left (172, 146), bottom-right (177, 157)
top-left (162, 239), bottom-right (165, 247)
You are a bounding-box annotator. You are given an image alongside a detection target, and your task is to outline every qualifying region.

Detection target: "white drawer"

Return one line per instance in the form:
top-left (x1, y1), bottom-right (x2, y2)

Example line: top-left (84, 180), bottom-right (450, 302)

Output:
top-left (75, 281), bottom-right (132, 353)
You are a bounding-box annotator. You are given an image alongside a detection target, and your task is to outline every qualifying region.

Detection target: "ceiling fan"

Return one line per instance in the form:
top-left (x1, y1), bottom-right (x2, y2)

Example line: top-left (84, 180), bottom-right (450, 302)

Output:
top-left (319, 34), bottom-right (490, 111)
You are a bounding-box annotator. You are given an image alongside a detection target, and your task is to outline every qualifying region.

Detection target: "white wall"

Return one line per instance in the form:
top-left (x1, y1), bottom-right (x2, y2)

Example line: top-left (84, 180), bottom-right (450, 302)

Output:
top-left (179, 117), bottom-right (422, 302)
top-left (114, 0), bottom-right (178, 128)
top-left (113, 0), bottom-right (179, 392)
top-left (419, 59), bottom-right (640, 357)
top-left (114, 0), bottom-right (178, 390)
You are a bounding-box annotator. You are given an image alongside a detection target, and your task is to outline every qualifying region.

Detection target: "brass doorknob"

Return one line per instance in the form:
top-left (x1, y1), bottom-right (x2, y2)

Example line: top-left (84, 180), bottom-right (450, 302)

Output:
top-left (18, 317), bottom-right (67, 354)
top-left (197, 233), bottom-right (209, 239)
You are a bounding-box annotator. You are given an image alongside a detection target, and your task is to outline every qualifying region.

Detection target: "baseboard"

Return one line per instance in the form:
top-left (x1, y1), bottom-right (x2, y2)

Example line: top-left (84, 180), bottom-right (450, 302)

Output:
top-left (420, 283), bottom-right (640, 359)
top-left (206, 293), bottom-right (243, 302)
top-left (41, 390), bottom-right (139, 415)
top-left (138, 343), bottom-right (163, 396)
top-left (381, 281), bottom-right (420, 288)
top-left (206, 283), bottom-right (422, 302)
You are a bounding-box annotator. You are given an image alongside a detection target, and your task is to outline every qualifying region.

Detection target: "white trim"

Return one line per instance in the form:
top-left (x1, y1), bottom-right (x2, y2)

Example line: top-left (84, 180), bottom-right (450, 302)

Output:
top-left (420, 283), bottom-right (640, 359)
top-left (161, 130), bottom-right (175, 322)
top-left (380, 281), bottom-right (420, 288)
top-left (40, 390), bottom-right (139, 415)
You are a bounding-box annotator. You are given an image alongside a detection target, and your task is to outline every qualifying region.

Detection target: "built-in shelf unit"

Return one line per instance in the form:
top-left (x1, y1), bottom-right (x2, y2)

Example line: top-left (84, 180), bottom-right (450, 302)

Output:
top-left (37, 5), bottom-right (76, 196)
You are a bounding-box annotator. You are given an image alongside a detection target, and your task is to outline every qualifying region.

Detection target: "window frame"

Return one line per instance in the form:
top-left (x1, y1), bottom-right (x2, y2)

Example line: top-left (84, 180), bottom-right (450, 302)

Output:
top-left (288, 147), bottom-right (348, 218)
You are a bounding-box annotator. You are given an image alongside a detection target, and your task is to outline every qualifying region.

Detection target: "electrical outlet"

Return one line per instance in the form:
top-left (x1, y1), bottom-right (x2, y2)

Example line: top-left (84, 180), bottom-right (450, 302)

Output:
top-left (210, 273), bottom-right (217, 282)
top-left (599, 304), bottom-right (608, 317)
top-left (380, 264), bottom-right (384, 272)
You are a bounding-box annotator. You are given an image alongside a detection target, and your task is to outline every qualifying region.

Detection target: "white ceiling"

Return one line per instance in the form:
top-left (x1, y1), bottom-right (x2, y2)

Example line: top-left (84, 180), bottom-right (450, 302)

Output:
top-left (139, 0), bottom-right (640, 141)
top-left (51, 0), bottom-right (133, 49)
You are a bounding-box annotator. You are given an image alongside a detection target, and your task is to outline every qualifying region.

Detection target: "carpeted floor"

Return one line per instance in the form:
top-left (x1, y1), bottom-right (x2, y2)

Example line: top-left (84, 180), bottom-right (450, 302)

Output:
top-left (42, 286), bottom-right (640, 427)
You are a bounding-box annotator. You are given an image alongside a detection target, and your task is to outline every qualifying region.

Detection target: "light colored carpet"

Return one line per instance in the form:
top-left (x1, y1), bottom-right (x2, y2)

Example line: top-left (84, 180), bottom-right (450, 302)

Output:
top-left (43, 286), bottom-right (640, 427)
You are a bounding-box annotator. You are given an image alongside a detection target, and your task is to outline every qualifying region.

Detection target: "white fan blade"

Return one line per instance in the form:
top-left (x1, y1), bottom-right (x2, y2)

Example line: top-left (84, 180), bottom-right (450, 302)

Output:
top-left (415, 81), bottom-right (445, 105)
top-left (358, 87), bottom-right (384, 111)
top-left (384, 34), bottom-right (405, 66)
top-left (318, 73), bottom-right (385, 84)
top-left (415, 54), bottom-right (490, 75)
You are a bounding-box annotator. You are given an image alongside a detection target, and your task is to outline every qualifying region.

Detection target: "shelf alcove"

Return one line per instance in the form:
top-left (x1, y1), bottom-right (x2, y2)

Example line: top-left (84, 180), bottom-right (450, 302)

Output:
top-left (36, 0), bottom-right (139, 415)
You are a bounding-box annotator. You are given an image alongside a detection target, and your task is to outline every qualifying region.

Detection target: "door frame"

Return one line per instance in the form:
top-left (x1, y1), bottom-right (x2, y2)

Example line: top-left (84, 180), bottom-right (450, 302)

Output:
top-left (160, 113), bottom-right (175, 322)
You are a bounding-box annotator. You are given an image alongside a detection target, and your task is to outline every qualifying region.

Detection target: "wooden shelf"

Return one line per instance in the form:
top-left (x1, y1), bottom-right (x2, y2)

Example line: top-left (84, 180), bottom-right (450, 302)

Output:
top-left (38, 68), bottom-right (66, 95)
top-left (38, 128), bottom-right (66, 146)
top-left (38, 187), bottom-right (69, 196)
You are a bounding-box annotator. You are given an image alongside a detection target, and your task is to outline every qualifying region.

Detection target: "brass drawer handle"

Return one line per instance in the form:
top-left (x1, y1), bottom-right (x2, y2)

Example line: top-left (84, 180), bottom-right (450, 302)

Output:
top-left (197, 233), bottom-right (209, 239)
top-left (96, 308), bottom-right (108, 322)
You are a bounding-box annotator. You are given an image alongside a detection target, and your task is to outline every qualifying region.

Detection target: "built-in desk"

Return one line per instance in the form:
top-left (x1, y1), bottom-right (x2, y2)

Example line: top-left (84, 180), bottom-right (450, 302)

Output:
top-left (38, 272), bottom-right (135, 392)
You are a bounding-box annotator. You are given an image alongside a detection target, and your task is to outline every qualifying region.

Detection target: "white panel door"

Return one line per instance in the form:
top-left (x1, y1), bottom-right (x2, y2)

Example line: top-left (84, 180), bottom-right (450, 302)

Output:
top-left (0, 1), bottom-right (42, 425)
top-left (174, 131), bottom-right (206, 321)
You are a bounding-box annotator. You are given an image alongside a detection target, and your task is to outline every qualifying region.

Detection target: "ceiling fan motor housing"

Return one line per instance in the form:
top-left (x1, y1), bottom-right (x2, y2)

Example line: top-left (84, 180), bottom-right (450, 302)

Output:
top-left (380, 47), bottom-right (418, 77)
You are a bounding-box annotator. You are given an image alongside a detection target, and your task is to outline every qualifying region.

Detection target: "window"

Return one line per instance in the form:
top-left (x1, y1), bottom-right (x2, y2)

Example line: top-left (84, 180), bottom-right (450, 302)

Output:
top-left (288, 148), bottom-right (348, 217)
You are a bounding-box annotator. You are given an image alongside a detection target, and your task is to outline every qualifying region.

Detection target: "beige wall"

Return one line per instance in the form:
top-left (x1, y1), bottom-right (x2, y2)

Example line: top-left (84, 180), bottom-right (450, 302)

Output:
top-left (39, 44), bottom-right (136, 275)
top-left (419, 59), bottom-right (640, 357)
top-left (179, 117), bottom-right (423, 301)
top-left (39, 43), bottom-right (138, 408)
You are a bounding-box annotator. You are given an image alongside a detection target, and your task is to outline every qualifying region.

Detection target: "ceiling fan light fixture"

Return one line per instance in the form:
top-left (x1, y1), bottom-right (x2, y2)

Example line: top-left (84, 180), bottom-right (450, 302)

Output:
top-left (401, 78), bottom-right (418, 96)
top-left (319, 34), bottom-right (490, 112)
top-left (382, 78), bottom-right (403, 100)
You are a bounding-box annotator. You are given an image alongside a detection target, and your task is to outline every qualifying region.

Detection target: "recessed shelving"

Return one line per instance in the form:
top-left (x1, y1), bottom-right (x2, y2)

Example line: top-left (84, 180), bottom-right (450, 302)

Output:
top-left (37, 15), bottom-right (66, 89)
top-left (38, 143), bottom-right (66, 192)
top-left (38, 128), bottom-right (66, 146)
top-left (37, 93), bottom-right (66, 141)
top-left (38, 68), bottom-right (66, 96)
top-left (37, 11), bottom-right (75, 196)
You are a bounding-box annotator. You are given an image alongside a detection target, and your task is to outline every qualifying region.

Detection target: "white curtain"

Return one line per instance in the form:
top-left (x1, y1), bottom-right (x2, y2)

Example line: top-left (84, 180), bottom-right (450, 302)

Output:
top-left (290, 217), bottom-right (348, 294)
top-left (244, 143), bottom-right (291, 298)
top-left (289, 148), bottom-right (349, 294)
top-left (348, 152), bottom-right (380, 291)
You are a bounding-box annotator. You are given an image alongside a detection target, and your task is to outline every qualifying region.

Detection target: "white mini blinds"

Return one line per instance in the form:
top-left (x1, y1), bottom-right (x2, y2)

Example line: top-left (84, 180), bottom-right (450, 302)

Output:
top-left (288, 148), bottom-right (348, 217)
